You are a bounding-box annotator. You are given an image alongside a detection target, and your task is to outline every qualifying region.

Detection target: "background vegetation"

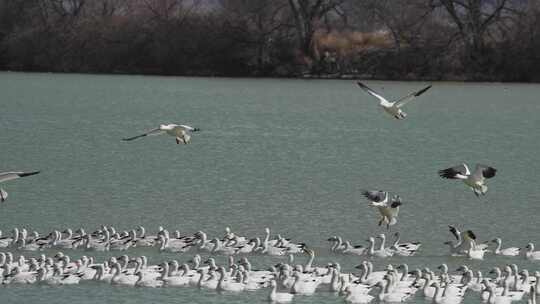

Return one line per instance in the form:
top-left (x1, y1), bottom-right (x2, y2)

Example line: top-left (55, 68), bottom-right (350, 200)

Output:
top-left (1, 0), bottom-right (539, 81)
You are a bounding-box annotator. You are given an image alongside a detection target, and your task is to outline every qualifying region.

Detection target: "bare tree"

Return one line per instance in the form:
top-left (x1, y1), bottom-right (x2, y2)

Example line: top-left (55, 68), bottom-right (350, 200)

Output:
top-left (287, 0), bottom-right (345, 60)
top-left (220, 0), bottom-right (289, 71)
top-left (356, 0), bottom-right (436, 50)
top-left (434, 0), bottom-right (513, 64)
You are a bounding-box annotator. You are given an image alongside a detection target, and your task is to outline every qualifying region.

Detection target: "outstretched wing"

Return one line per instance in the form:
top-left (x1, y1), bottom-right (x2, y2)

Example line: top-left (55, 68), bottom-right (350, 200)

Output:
top-left (0, 188), bottom-right (7, 201)
top-left (395, 85), bottom-right (432, 108)
top-left (178, 125), bottom-right (200, 132)
top-left (357, 82), bottom-right (392, 106)
top-left (361, 190), bottom-right (388, 203)
top-left (0, 171), bottom-right (40, 183)
top-left (438, 164), bottom-right (470, 180)
top-left (448, 225), bottom-right (460, 241)
top-left (122, 128), bottom-right (163, 141)
top-left (390, 196), bottom-right (402, 208)
top-left (472, 164), bottom-right (497, 182)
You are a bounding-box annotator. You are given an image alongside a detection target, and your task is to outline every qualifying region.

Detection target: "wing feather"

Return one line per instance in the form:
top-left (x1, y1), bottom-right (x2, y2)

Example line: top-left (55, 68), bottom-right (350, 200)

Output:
top-left (361, 190), bottom-right (388, 203)
top-left (473, 164), bottom-right (496, 181)
top-left (438, 164), bottom-right (469, 179)
top-left (0, 171), bottom-right (40, 183)
top-left (122, 128), bottom-right (163, 141)
top-left (395, 85), bottom-right (432, 108)
top-left (357, 82), bottom-right (392, 106)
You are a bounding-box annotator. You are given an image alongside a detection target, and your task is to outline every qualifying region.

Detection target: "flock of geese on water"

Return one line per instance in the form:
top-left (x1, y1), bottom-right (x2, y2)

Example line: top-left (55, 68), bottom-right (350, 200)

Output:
top-left (1, 245), bottom-right (540, 304)
top-left (1, 225), bottom-right (540, 260)
top-left (0, 224), bottom-right (539, 304)
top-left (2, 82), bottom-right (531, 303)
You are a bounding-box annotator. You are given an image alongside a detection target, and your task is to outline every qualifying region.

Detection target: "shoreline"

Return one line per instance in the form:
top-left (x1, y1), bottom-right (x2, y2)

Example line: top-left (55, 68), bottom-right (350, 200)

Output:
top-left (1, 69), bottom-right (538, 84)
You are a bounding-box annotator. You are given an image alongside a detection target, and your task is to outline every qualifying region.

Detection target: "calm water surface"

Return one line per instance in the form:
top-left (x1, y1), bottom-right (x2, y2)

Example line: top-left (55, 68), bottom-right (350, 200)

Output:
top-left (1, 72), bottom-right (540, 303)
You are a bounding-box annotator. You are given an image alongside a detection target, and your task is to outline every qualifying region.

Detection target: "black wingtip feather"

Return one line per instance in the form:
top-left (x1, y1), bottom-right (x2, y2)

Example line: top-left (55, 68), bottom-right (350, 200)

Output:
top-left (18, 171), bottom-right (40, 177)
top-left (438, 168), bottom-right (458, 179)
top-left (415, 85), bottom-right (432, 97)
top-left (122, 134), bottom-right (147, 141)
top-left (391, 201), bottom-right (402, 208)
top-left (357, 82), bottom-right (367, 89)
top-left (483, 167), bottom-right (497, 178)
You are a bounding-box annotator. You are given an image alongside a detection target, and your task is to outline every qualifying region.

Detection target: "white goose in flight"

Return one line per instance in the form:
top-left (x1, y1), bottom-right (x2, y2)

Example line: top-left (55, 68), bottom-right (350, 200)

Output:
top-left (356, 82), bottom-right (432, 119)
top-left (122, 124), bottom-right (200, 144)
top-left (361, 190), bottom-right (402, 229)
top-left (438, 163), bottom-right (497, 196)
top-left (0, 171), bottom-right (40, 202)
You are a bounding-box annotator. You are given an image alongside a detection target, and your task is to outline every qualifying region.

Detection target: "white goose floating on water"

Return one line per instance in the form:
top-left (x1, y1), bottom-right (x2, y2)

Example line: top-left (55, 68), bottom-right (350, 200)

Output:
top-left (3, 249), bottom-right (540, 304)
top-left (438, 163), bottom-right (497, 197)
top-left (122, 124), bottom-right (200, 144)
top-left (524, 243), bottom-right (540, 261)
top-left (0, 171), bottom-right (40, 202)
top-left (361, 190), bottom-right (402, 229)
top-left (491, 238), bottom-right (520, 256)
top-left (390, 232), bottom-right (421, 256)
top-left (269, 280), bottom-right (294, 303)
top-left (356, 82), bottom-right (432, 119)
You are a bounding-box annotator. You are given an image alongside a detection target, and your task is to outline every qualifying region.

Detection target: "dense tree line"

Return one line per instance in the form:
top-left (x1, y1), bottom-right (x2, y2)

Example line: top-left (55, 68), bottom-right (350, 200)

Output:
top-left (0, 0), bottom-right (539, 81)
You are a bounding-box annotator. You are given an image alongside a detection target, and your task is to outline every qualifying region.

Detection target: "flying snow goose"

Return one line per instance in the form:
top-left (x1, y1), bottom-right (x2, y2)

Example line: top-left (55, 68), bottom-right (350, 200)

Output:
top-left (356, 82), bottom-right (432, 119)
top-left (0, 171), bottom-right (40, 202)
top-left (122, 124), bottom-right (200, 144)
top-left (438, 163), bottom-right (497, 196)
top-left (361, 190), bottom-right (402, 229)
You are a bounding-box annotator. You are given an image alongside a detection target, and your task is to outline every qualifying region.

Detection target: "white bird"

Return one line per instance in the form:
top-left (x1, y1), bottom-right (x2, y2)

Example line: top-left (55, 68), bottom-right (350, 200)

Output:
top-left (362, 190), bottom-right (402, 229)
top-left (344, 285), bottom-right (374, 303)
top-left (268, 280), bottom-right (294, 303)
top-left (485, 284), bottom-right (513, 304)
top-left (491, 238), bottom-right (520, 256)
top-left (366, 237), bottom-right (392, 258)
top-left (430, 282), bottom-right (464, 304)
top-left (342, 241), bottom-right (367, 256)
top-left (327, 236), bottom-right (345, 252)
top-left (356, 82), bottom-right (432, 119)
top-left (446, 226), bottom-right (483, 255)
top-left (291, 271), bottom-right (320, 295)
top-left (390, 232), bottom-right (421, 256)
top-left (159, 262), bottom-right (189, 287)
top-left (122, 124), bottom-right (200, 145)
top-left (134, 271), bottom-right (162, 288)
top-left (467, 240), bottom-right (486, 260)
top-left (374, 275), bottom-right (412, 302)
top-left (216, 267), bottom-right (245, 292)
top-left (524, 243), bottom-right (540, 260)
top-left (0, 171), bottom-right (40, 202)
top-left (529, 285), bottom-right (537, 304)
top-left (438, 163), bottom-right (497, 196)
